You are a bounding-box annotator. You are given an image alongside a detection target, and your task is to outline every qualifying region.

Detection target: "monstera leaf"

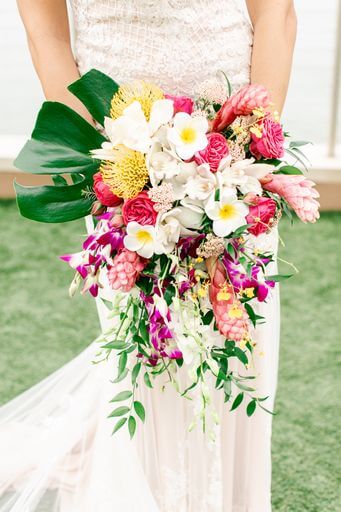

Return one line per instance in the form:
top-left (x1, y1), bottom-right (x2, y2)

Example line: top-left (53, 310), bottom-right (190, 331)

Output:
top-left (68, 69), bottom-right (119, 125)
top-left (14, 69), bottom-right (119, 223)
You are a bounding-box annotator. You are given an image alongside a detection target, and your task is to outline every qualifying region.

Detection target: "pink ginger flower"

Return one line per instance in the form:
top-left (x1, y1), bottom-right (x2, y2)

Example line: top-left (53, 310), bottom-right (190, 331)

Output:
top-left (212, 84), bottom-right (271, 132)
top-left (108, 249), bottom-right (146, 292)
top-left (206, 257), bottom-right (249, 342)
top-left (262, 173), bottom-right (320, 223)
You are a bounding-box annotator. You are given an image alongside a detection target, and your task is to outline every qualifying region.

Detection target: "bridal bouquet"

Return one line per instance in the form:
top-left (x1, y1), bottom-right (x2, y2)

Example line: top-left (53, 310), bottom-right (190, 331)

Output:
top-left (15, 70), bottom-right (319, 438)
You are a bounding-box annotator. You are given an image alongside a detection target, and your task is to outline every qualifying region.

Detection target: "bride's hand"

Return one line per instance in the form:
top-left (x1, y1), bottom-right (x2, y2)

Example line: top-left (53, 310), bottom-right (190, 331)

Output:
top-left (17, 0), bottom-right (94, 126)
top-left (246, 0), bottom-right (297, 114)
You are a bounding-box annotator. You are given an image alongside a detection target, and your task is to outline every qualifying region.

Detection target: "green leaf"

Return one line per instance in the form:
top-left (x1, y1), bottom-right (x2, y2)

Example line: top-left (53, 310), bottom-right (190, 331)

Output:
top-left (131, 362), bottom-right (141, 386)
top-left (289, 140), bottom-right (311, 148)
top-left (230, 392), bottom-right (244, 411)
top-left (110, 390), bottom-right (133, 402)
top-left (164, 285), bottom-right (176, 306)
top-left (273, 165), bottom-right (303, 175)
top-left (223, 379), bottom-right (232, 398)
top-left (265, 274), bottom-right (293, 282)
top-left (112, 368), bottom-right (129, 383)
top-left (139, 321), bottom-right (149, 343)
top-left (15, 139), bottom-right (99, 176)
top-left (14, 177), bottom-right (94, 223)
top-left (71, 172), bottom-right (86, 184)
top-left (134, 401), bottom-right (146, 422)
top-left (128, 415), bottom-right (137, 438)
top-left (232, 224), bottom-right (252, 238)
top-left (234, 381), bottom-right (255, 392)
top-left (108, 406), bottom-right (130, 418)
top-left (68, 69), bottom-right (119, 125)
top-left (234, 347), bottom-right (248, 365)
top-left (247, 400), bottom-right (257, 417)
top-left (144, 372), bottom-right (153, 388)
top-left (16, 101), bottom-right (105, 159)
top-left (202, 310), bottom-right (214, 326)
top-left (118, 352), bottom-right (128, 376)
top-left (52, 175), bottom-right (68, 186)
top-left (112, 417), bottom-right (127, 435)
top-left (136, 276), bottom-right (153, 295)
top-left (103, 341), bottom-right (128, 350)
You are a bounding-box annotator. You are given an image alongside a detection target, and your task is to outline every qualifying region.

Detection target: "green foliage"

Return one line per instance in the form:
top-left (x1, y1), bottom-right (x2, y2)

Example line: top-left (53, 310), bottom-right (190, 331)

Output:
top-left (68, 68), bottom-right (119, 125)
top-left (14, 71), bottom-right (120, 223)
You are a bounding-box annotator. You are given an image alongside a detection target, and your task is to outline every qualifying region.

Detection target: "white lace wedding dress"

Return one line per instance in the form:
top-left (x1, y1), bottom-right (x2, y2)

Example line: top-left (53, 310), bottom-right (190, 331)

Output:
top-left (0, 1), bottom-right (280, 511)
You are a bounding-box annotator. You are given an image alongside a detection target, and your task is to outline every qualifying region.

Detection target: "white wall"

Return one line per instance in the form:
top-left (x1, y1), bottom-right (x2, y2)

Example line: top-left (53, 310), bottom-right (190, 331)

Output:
top-left (0, 1), bottom-right (340, 146)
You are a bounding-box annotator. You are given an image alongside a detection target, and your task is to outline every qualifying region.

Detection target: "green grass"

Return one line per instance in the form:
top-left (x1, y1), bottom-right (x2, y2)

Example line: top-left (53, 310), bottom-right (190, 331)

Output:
top-left (0, 200), bottom-right (340, 511)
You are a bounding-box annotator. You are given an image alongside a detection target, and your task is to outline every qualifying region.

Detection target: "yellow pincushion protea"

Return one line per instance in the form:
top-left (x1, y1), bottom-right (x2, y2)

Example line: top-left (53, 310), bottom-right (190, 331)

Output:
top-left (110, 82), bottom-right (164, 121)
top-left (100, 145), bottom-right (149, 199)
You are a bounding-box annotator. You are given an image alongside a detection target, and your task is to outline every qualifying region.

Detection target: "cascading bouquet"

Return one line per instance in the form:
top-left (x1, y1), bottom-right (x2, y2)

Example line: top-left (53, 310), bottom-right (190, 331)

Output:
top-left (15, 70), bottom-right (319, 438)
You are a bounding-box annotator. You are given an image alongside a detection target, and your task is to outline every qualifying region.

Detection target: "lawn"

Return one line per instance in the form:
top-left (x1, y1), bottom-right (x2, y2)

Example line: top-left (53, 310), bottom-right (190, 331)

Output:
top-left (0, 200), bottom-right (340, 511)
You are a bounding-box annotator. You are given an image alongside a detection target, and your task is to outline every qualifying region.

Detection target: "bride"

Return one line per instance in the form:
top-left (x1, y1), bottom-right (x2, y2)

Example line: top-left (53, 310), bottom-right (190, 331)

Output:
top-left (1, 1), bottom-right (296, 511)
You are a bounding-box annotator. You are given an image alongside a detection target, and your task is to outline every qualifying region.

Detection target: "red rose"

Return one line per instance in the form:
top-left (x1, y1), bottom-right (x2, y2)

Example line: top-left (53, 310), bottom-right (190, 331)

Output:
top-left (165, 94), bottom-right (194, 115)
top-left (194, 132), bottom-right (229, 172)
top-left (246, 196), bottom-right (277, 236)
top-left (122, 191), bottom-right (158, 226)
top-left (93, 172), bottom-right (122, 207)
top-left (250, 118), bottom-right (285, 160)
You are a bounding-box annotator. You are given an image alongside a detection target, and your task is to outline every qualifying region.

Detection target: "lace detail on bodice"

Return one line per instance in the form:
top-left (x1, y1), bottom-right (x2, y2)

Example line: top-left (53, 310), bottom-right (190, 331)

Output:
top-left (69, 0), bottom-right (253, 95)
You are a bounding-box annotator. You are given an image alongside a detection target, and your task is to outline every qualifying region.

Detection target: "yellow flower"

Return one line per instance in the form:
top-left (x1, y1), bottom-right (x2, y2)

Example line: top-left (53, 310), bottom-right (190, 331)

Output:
top-left (198, 286), bottom-right (207, 298)
top-left (110, 81), bottom-right (164, 121)
top-left (100, 145), bottom-right (149, 199)
top-left (244, 287), bottom-right (255, 299)
top-left (252, 107), bottom-right (265, 118)
top-left (239, 338), bottom-right (247, 349)
top-left (217, 284), bottom-right (232, 301)
top-left (228, 303), bottom-right (244, 319)
top-left (250, 125), bottom-right (263, 138)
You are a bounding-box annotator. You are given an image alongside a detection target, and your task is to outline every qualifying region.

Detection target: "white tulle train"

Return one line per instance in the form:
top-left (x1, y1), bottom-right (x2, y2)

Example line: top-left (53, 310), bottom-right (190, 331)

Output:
top-left (0, 220), bottom-right (280, 512)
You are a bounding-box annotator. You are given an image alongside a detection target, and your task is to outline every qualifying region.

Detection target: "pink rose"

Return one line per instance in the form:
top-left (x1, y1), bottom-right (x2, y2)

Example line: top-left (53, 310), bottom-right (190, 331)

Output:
top-left (246, 195), bottom-right (277, 236)
top-left (194, 132), bottom-right (229, 172)
top-left (250, 118), bottom-right (285, 160)
top-left (122, 191), bottom-right (158, 226)
top-left (93, 172), bottom-right (122, 207)
top-left (165, 94), bottom-right (194, 115)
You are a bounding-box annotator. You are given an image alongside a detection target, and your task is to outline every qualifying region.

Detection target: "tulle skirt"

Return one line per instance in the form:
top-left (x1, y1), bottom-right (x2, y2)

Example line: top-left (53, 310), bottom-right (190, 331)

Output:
top-left (0, 222), bottom-right (280, 512)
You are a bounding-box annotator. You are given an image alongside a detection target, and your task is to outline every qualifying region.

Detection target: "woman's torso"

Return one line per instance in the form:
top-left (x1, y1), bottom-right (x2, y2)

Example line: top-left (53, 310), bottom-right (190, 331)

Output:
top-left (69, 0), bottom-right (253, 94)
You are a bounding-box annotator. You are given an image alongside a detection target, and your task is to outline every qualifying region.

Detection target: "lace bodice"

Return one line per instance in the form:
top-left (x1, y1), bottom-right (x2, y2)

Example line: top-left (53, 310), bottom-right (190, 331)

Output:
top-left (69, 0), bottom-right (253, 95)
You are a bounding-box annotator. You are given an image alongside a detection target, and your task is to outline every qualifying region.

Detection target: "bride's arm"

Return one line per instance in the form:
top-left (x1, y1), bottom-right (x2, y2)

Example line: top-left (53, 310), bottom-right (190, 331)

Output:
top-left (17, 0), bottom-right (92, 122)
top-left (246, 0), bottom-right (297, 113)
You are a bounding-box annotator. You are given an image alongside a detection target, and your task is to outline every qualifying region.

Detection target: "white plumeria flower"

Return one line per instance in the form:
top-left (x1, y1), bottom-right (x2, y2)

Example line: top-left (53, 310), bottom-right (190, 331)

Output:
top-left (123, 221), bottom-right (163, 258)
top-left (184, 163), bottom-right (217, 201)
top-left (205, 189), bottom-right (249, 237)
top-left (168, 112), bottom-right (208, 160)
top-left (91, 99), bottom-right (174, 158)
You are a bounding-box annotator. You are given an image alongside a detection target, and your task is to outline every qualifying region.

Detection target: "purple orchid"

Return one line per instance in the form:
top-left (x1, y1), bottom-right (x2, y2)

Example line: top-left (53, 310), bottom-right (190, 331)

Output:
top-left (178, 234), bottom-right (205, 260)
top-left (140, 292), bottom-right (182, 364)
top-left (222, 251), bottom-right (275, 302)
